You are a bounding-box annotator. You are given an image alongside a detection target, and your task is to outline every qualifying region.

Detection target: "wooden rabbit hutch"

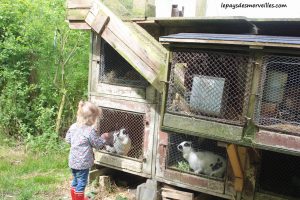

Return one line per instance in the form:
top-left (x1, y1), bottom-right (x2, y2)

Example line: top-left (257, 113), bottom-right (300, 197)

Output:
top-left (67, 1), bottom-right (300, 199)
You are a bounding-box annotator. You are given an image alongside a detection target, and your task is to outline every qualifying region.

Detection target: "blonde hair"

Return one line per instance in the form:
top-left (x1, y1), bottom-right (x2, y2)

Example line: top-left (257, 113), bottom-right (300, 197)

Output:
top-left (76, 100), bottom-right (101, 126)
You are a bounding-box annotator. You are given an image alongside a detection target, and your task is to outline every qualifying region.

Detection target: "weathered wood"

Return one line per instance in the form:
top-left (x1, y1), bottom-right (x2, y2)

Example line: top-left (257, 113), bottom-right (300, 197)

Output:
top-left (155, 177), bottom-right (231, 199)
top-left (85, 9), bottom-right (109, 34)
top-left (90, 1), bottom-right (167, 92)
top-left (88, 168), bottom-right (107, 184)
top-left (90, 95), bottom-right (151, 113)
top-left (68, 21), bottom-right (91, 30)
top-left (161, 188), bottom-right (194, 200)
top-left (101, 28), bottom-right (162, 90)
top-left (94, 151), bottom-right (142, 173)
top-left (247, 52), bottom-right (263, 120)
top-left (91, 33), bottom-right (101, 61)
top-left (67, 0), bottom-right (92, 9)
top-left (241, 148), bottom-right (259, 200)
top-left (92, 14), bottom-right (109, 34)
top-left (163, 169), bottom-right (224, 193)
top-left (226, 144), bottom-right (244, 192)
top-left (67, 9), bottom-right (90, 20)
top-left (160, 37), bottom-right (300, 49)
top-left (163, 113), bottom-right (244, 142)
top-left (90, 91), bottom-right (155, 104)
top-left (255, 130), bottom-right (300, 154)
top-left (93, 83), bottom-right (146, 99)
top-left (99, 176), bottom-right (112, 192)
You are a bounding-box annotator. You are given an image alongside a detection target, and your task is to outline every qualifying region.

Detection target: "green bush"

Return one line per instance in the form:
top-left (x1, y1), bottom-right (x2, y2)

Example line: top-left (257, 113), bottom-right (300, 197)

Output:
top-left (0, 0), bottom-right (89, 149)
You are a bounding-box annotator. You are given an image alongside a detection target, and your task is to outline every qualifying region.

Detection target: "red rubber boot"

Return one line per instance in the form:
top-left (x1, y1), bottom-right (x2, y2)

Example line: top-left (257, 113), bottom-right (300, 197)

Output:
top-left (75, 192), bottom-right (89, 200)
top-left (71, 187), bottom-right (76, 200)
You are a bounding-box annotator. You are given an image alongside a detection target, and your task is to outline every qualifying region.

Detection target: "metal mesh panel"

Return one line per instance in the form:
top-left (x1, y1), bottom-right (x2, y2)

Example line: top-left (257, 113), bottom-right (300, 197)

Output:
top-left (97, 107), bottom-right (145, 160)
top-left (99, 40), bottom-right (148, 87)
top-left (259, 151), bottom-right (300, 198)
top-left (167, 49), bottom-right (252, 125)
top-left (255, 55), bottom-right (300, 134)
top-left (167, 132), bottom-right (227, 180)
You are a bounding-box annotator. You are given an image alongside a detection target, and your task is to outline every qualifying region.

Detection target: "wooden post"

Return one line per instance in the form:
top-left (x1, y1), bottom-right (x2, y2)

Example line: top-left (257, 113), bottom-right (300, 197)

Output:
top-left (226, 144), bottom-right (244, 192)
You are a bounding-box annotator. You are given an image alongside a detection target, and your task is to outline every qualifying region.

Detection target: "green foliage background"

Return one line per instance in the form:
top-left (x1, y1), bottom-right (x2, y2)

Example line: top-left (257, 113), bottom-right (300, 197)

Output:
top-left (0, 0), bottom-right (90, 150)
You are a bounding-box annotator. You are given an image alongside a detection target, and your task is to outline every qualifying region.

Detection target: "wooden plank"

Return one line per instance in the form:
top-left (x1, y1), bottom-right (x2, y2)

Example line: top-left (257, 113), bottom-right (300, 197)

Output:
top-left (226, 144), bottom-right (244, 192)
top-left (156, 176), bottom-right (231, 199)
top-left (162, 188), bottom-right (194, 200)
top-left (241, 148), bottom-right (259, 200)
top-left (68, 21), bottom-right (91, 30)
top-left (247, 52), bottom-right (263, 120)
top-left (85, 9), bottom-right (109, 34)
top-left (92, 14), bottom-right (109, 34)
top-left (94, 151), bottom-right (142, 173)
top-left (91, 2), bottom-right (159, 71)
top-left (90, 95), bottom-right (151, 113)
top-left (93, 82), bottom-right (146, 99)
top-left (163, 113), bottom-right (243, 142)
top-left (67, 8), bottom-right (90, 20)
top-left (90, 92), bottom-right (156, 104)
top-left (159, 37), bottom-right (300, 49)
top-left (89, 60), bottom-right (99, 94)
top-left (255, 130), bottom-right (300, 154)
top-left (67, 0), bottom-right (92, 9)
top-left (164, 169), bottom-right (225, 193)
top-left (91, 33), bottom-right (101, 61)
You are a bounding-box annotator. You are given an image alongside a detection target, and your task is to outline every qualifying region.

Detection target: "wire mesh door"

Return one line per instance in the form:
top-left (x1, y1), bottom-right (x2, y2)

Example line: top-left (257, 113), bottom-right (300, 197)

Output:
top-left (97, 107), bottom-right (145, 160)
top-left (166, 49), bottom-right (252, 125)
top-left (166, 132), bottom-right (227, 180)
top-left (255, 55), bottom-right (300, 134)
top-left (259, 151), bottom-right (300, 198)
top-left (99, 40), bottom-right (148, 87)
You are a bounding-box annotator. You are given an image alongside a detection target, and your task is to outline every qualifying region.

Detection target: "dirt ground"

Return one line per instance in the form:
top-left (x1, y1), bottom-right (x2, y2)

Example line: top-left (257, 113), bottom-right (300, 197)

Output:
top-left (56, 171), bottom-right (137, 200)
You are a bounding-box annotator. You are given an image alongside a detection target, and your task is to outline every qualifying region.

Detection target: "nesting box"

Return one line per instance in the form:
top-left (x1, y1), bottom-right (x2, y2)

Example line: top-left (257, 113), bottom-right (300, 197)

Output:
top-left (89, 34), bottom-right (159, 177)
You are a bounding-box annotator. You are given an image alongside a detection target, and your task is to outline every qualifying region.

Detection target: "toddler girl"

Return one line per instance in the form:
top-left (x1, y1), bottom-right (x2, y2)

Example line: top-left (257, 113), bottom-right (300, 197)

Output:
top-left (65, 100), bottom-right (111, 200)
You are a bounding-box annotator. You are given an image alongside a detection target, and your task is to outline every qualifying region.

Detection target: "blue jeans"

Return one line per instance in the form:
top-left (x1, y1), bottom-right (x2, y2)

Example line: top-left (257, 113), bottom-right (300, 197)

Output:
top-left (71, 168), bottom-right (89, 192)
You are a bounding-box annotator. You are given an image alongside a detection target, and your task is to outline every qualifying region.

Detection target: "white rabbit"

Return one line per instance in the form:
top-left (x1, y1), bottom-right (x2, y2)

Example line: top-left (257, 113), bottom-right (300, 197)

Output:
top-left (177, 141), bottom-right (226, 178)
top-left (105, 128), bottom-right (132, 156)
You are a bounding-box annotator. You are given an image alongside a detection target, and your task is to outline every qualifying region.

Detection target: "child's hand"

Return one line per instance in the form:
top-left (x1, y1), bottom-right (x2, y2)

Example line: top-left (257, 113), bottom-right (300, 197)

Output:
top-left (101, 132), bottom-right (113, 145)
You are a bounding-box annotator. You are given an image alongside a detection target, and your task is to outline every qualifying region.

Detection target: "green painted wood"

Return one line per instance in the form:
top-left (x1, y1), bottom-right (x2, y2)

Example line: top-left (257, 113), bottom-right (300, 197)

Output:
top-left (163, 113), bottom-right (243, 141)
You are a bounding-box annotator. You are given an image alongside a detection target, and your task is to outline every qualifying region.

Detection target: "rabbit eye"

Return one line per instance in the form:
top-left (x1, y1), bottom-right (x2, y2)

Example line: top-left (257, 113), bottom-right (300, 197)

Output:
top-left (184, 142), bottom-right (190, 147)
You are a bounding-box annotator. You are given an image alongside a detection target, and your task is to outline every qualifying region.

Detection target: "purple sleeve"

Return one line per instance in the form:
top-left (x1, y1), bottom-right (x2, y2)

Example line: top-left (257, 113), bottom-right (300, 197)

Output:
top-left (89, 129), bottom-right (105, 150)
top-left (65, 128), bottom-right (71, 144)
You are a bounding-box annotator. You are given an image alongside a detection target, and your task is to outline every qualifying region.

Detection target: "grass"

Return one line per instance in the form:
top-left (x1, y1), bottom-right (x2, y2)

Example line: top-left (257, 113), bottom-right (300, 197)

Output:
top-left (0, 134), bottom-right (70, 200)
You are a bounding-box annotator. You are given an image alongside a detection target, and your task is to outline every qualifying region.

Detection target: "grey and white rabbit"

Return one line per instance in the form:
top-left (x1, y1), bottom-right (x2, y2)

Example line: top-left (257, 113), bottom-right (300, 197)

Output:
top-left (105, 128), bottom-right (131, 156)
top-left (177, 141), bottom-right (226, 178)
